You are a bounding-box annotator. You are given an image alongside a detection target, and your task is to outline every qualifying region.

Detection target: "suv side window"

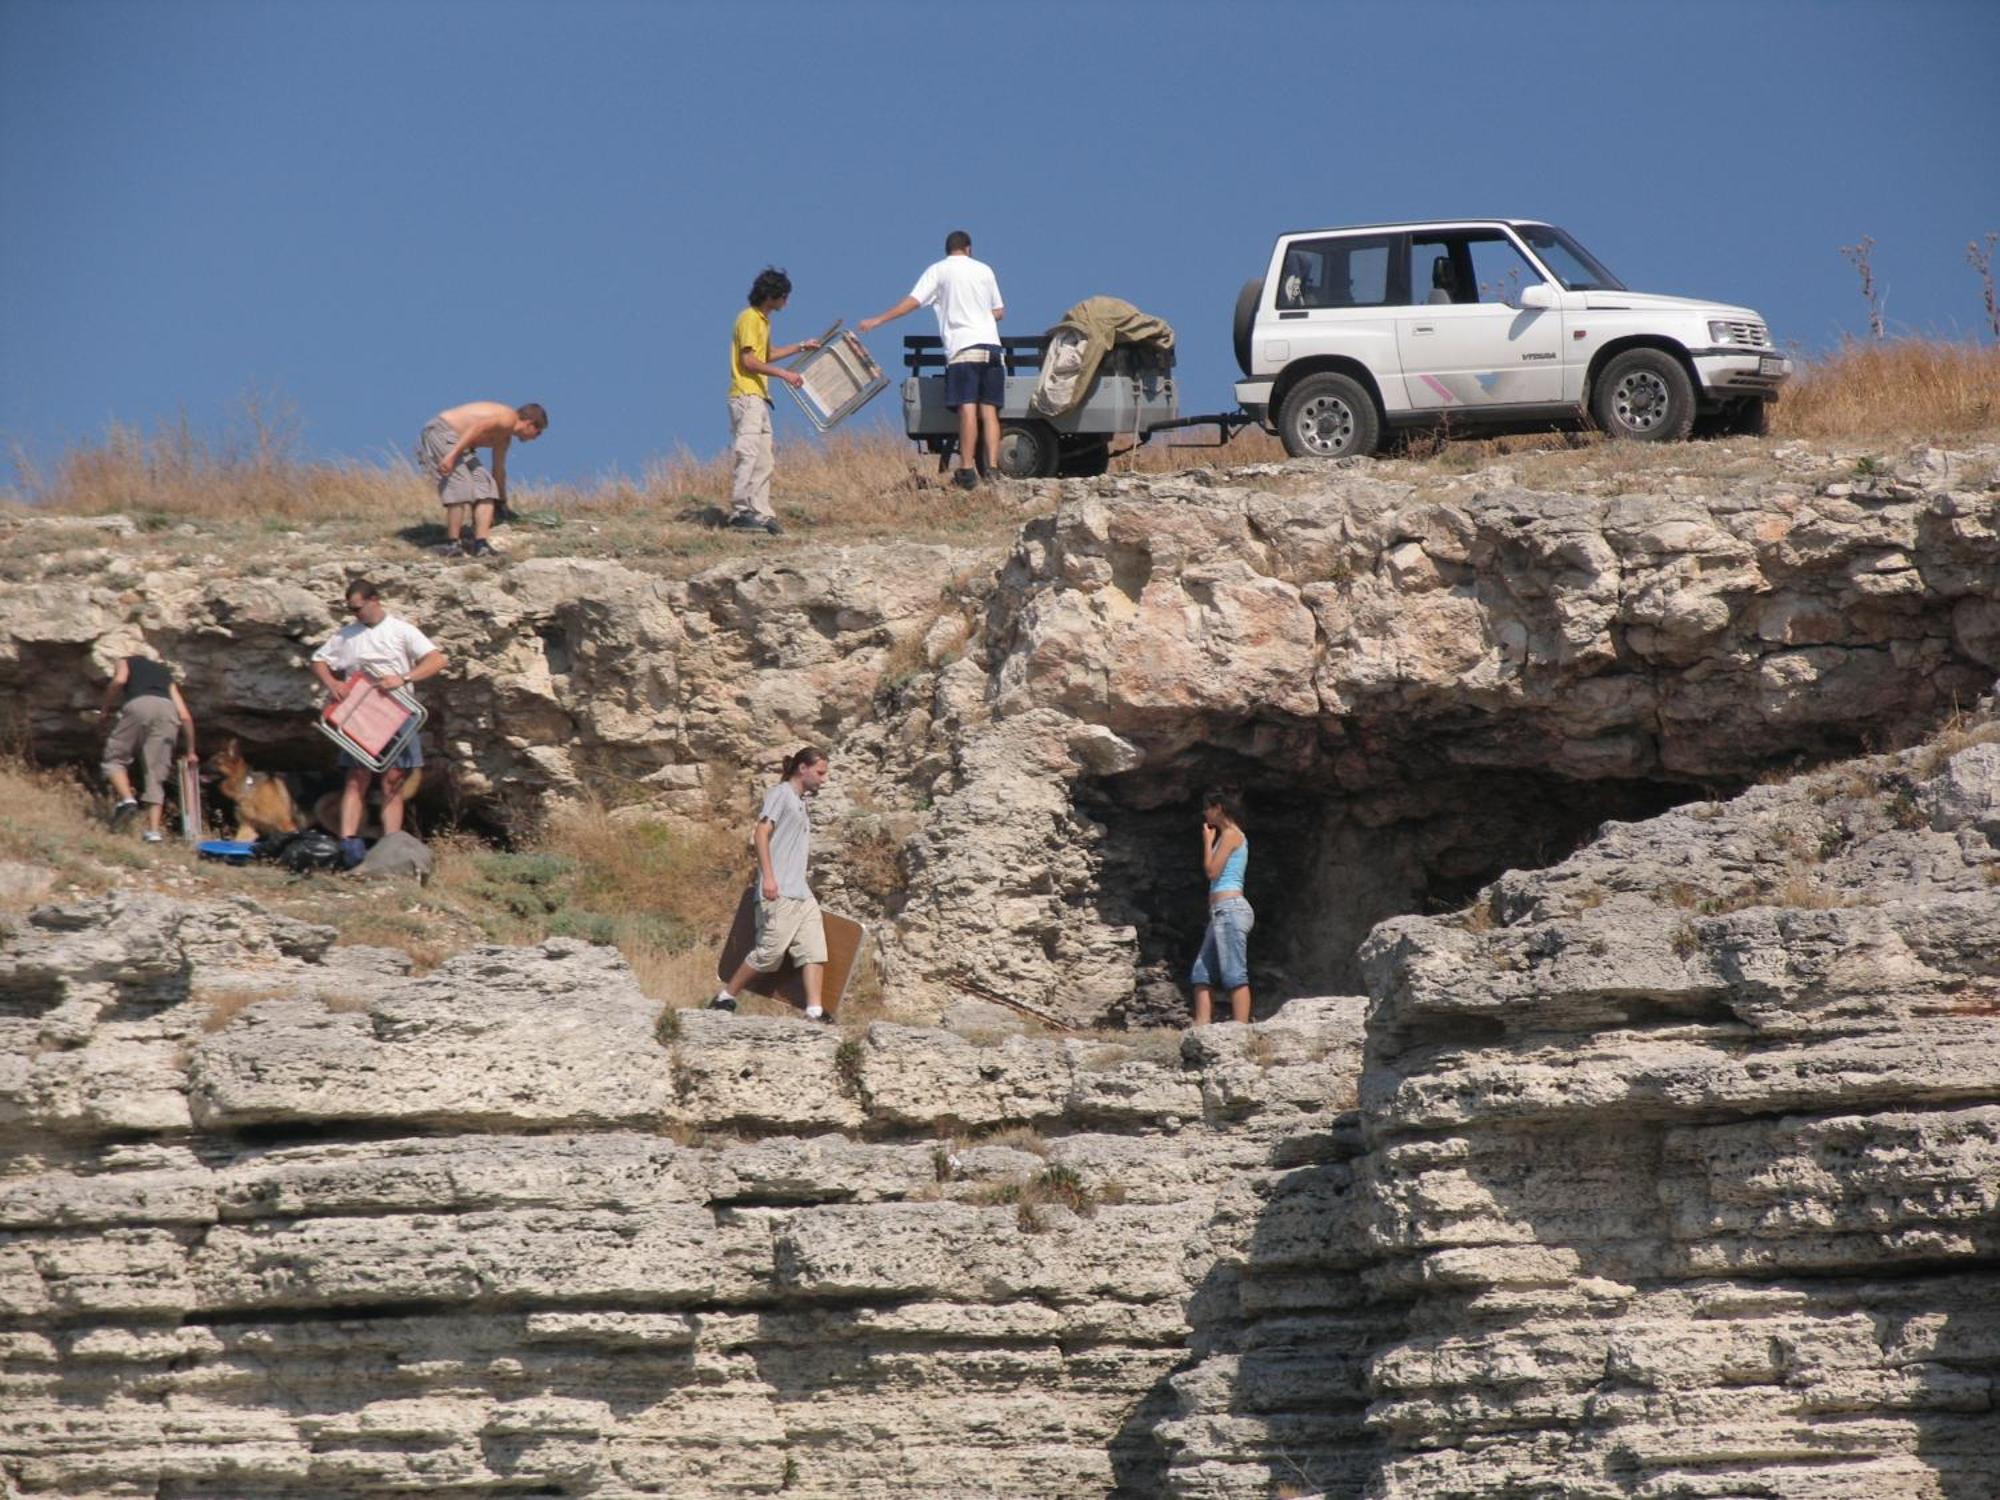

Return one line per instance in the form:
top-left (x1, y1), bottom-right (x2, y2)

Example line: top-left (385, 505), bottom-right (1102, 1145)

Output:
top-left (1275, 233), bottom-right (1398, 310)
top-left (1408, 230), bottom-right (1544, 308)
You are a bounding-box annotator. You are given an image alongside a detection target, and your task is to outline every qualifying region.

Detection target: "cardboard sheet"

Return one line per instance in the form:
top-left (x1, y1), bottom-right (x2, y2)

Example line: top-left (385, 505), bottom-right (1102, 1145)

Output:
top-left (178, 756), bottom-right (203, 844)
top-left (716, 887), bottom-right (866, 1014)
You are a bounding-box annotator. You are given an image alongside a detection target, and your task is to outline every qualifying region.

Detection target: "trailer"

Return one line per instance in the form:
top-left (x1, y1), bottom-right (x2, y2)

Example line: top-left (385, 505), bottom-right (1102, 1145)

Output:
top-left (899, 334), bottom-right (1255, 480)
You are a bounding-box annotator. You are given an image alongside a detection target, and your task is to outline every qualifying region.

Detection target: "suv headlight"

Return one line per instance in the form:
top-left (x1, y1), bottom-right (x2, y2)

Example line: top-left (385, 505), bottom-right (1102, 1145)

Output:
top-left (1708, 320), bottom-right (1734, 343)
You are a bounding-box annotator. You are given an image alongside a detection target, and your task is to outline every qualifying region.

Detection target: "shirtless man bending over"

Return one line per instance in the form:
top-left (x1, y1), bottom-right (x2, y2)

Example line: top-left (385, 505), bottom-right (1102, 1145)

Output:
top-left (416, 401), bottom-right (548, 558)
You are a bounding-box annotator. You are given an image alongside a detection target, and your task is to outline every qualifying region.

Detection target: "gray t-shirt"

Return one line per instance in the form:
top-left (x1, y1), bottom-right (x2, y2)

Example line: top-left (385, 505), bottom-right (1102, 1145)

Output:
top-left (759, 781), bottom-right (812, 900)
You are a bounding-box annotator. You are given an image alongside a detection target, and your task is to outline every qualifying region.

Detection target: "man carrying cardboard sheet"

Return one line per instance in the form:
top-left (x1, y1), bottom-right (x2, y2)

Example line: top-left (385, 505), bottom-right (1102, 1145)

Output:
top-left (711, 746), bottom-right (836, 1021)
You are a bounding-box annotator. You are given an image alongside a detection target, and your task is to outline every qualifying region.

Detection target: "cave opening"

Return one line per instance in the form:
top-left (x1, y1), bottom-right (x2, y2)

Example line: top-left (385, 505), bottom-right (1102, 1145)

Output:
top-left (1079, 741), bottom-right (1716, 1026)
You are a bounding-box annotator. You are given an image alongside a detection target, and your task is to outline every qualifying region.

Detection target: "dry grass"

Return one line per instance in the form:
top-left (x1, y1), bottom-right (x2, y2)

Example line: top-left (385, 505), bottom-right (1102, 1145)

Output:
top-left (1911, 712), bottom-right (2000, 777)
top-left (1071, 1027), bottom-right (1184, 1072)
top-left (7, 340), bottom-right (1993, 551)
top-left (971, 1125), bottom-right (1050, 1158)
top-left (195, 984), bottom-right (288, 1032)
top-left (424, 801), bottom-right (746, 1002)
top-left (6, 396), bottom-right (426, 524)
top-left (0, 755), bottom-right (751, 1007)
top-left (967, 1162), bottom-right (1109, 1232)
top-left (0, 760), bottom-right (151, 900)
top-left (1773, 339), bottom-right (2000, 439)
top-left (2, 394), bottom-right (1287, 575)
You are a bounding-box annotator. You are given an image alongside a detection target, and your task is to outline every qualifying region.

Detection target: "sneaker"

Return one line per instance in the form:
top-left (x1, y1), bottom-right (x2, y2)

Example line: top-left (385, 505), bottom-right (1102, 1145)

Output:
top-left (725, 513), bottom-right (768, 532)
top-left (761, 517), bottom-right (783, 536)
top-left (952, 468), bottom-right (979, 491)
top-left (339, 837), bottom-right (368, 870)
top-left (141, 829), bottom-right (164, 844)
top-left (441, 539), bottom-right (467, 558)
top-left (469, 538), bottom-right (498, 558)
top-left (803, 1004), bottom-right (825, 1022)
top-left (110, 798), bottom-right (140, 828)
top-left (708, 989), bottom-right (738, 1012)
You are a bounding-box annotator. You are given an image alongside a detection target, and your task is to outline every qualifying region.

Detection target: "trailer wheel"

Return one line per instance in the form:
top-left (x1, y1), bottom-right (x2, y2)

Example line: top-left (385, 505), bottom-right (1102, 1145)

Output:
top-left (1056, 438), bottom-right (1111, 478)
top-left (1277, 373), bottom-right (1380, 459)
top-left (996, 420), bottom-right (1059, 479)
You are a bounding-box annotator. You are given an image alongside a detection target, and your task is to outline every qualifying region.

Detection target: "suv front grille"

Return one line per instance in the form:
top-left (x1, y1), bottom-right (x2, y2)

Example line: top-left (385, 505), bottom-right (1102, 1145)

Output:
top-left (1714, 320), bottom-right (1771, 348)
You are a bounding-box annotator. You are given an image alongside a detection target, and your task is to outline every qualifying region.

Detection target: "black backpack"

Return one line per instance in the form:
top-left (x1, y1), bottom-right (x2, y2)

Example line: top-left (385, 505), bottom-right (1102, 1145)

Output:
top-left (276, 830), bottom-right (345, 874)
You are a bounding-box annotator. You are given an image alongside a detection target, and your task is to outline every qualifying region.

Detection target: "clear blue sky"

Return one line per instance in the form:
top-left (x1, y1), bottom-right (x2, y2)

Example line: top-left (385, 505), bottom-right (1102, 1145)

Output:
top-left (3, 0), bottom-right (1996, 489)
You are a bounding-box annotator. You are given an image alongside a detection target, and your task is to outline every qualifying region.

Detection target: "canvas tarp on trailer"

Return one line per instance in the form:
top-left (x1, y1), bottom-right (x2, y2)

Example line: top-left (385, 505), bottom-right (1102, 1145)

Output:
top-left (1029, 296), bottom-right (1175, 418)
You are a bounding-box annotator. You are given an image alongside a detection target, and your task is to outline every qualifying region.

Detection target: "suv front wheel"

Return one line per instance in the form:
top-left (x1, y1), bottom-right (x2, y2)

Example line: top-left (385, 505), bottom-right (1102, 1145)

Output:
top-left (1591, 349), bottom-right (1695, 442)
top-left (1277, 372), bottom-right (1381, 459)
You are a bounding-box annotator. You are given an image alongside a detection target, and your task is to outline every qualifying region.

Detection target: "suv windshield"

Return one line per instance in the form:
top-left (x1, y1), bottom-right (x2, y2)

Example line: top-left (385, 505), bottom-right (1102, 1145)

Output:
top-left (1518, 225), bottom-right (1626, 292)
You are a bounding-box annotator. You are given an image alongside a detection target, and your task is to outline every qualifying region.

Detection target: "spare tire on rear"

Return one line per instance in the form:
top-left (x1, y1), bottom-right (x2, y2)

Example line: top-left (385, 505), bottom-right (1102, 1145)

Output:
top-left (1233, 278), bottom-right (1263, 378)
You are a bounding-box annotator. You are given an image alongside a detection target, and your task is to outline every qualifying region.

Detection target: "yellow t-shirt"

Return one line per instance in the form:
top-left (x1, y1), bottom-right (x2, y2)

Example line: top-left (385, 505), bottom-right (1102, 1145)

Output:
top-left (729, 307), bottom-right (771, 399)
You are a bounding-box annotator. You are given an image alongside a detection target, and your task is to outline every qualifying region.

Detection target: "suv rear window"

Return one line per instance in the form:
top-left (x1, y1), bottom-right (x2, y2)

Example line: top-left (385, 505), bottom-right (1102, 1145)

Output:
top-left (1276, 233), bottom-right (1397, 309)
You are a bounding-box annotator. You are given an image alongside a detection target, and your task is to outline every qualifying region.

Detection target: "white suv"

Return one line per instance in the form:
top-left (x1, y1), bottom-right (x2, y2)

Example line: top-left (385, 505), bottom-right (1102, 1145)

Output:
top-left (1232, 219), bottom-right (1790, 458)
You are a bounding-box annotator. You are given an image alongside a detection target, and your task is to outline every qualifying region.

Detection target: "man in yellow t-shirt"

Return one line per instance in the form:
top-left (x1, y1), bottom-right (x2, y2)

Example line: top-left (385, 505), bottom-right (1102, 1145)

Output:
top-left (727, 267), bottom-right (819, 536)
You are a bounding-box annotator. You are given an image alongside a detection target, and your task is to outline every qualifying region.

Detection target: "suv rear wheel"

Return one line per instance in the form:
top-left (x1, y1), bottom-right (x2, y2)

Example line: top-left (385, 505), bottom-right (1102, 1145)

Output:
top-left (1277, 372), bottom-right (1380, 459)
top-left (1591, 349), bottom-right (1695, 442)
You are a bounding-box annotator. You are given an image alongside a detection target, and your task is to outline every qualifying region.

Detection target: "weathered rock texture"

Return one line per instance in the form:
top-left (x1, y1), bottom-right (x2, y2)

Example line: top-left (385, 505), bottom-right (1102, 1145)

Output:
top-left (3, 443), bottom-right (1998, 1497)
top-left (6, 726), bottom-right (1995, 1497)
top-left (929, 442), bottom-right (2000, 1025)
top-left (5, 444), bottom-right (1996, 1028)
top-left (0, 890), bottom-right (1365, 1498)
top-left (1164, 730), bottom-right (2000, 1498)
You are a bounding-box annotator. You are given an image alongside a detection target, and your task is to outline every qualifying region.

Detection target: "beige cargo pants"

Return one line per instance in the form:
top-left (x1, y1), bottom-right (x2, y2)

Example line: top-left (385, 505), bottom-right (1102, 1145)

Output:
top-left (728, 395), bottom-right (776, 522)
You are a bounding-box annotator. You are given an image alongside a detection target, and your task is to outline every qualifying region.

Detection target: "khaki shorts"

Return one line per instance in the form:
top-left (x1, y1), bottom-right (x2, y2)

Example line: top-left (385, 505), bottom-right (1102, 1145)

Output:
top-left (102, 696), bottom-right (182, 805)
top-left (748, 894), bottom-right (827, 972)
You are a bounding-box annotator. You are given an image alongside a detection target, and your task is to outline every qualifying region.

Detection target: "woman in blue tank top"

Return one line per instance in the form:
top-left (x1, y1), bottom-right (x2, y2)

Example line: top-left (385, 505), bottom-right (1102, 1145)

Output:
top-left (1190, 787), bottom-right (1253, 1025)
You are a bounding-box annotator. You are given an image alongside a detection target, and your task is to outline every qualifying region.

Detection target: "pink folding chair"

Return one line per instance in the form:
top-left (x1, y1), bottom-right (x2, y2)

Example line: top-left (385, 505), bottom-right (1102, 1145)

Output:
top-left (317, 677), bottom-right (427, 771)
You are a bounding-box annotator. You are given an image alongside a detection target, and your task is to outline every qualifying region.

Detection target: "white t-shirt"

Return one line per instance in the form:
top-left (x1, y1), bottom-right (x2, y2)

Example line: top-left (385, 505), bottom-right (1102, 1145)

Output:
top-left (312, 614), bottom-right (439, 683)
top-left (909, 255), bottom-right (1003, 358)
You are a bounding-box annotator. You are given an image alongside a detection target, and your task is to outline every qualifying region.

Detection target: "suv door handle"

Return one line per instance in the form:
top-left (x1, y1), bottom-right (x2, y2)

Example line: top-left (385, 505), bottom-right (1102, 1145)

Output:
top-left (1278, 311), bottom-right (1306, 320)
top-left (1411, 325), bottom-right (1435, 335)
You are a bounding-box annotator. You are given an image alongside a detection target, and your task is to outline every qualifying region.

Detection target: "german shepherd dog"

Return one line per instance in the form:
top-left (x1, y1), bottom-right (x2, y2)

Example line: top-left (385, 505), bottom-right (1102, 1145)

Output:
top-left (204, 739), bottom-right (303, 841)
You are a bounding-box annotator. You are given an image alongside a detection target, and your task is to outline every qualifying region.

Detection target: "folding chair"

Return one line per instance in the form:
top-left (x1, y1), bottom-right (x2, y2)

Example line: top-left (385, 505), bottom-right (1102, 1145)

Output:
top-left (316, 677), bottom-right (427, 771)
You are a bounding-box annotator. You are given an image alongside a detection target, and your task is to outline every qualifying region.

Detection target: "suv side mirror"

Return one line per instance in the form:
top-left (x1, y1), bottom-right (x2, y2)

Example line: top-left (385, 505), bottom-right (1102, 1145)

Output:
top-left (1518, 283), bottom-right (1556, 310)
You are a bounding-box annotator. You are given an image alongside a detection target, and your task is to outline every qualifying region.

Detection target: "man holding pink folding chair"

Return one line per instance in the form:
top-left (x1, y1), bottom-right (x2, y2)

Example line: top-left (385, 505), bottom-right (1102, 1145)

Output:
top-left (309, 578), bottom-right (446, 869)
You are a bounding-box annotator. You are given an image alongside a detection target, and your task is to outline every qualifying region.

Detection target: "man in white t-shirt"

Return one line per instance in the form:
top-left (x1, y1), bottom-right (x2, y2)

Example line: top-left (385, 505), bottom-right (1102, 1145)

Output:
top-left (309, 578), bottom-right (446, 866)
top-left (710, 747), bottom-right (834, 1021)
top-left (859, 229), bottom-right (1005, 490)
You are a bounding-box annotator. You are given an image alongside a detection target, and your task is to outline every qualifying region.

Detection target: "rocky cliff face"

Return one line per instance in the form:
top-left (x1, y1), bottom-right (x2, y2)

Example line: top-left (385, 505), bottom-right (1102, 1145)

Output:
top-left (6, 442), bottom-right (1997, 1030)
top-left (1163, 729), bottom-right (2000, 1499)
top-left (0, 889), bottom-right (1365, 1497)
top-left (3, 727), bottom-right (1993, 1498)
top-left (2, 440), bottom-right (1997, 1497)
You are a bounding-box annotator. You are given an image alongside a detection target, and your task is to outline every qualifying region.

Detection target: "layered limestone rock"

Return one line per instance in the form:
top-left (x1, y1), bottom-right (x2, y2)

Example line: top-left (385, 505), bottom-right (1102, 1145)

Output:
top-left (1161, 729), bottom-right (2000, 1498)
top-left (0, 540), bottom-right (982, 809)
top-left (0, 889), bottom-right (1365, 1498)
top-left (6, 732), bottom-right (1992, 1498)
top-left (3, 443), bottom-right (1997, 1497)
